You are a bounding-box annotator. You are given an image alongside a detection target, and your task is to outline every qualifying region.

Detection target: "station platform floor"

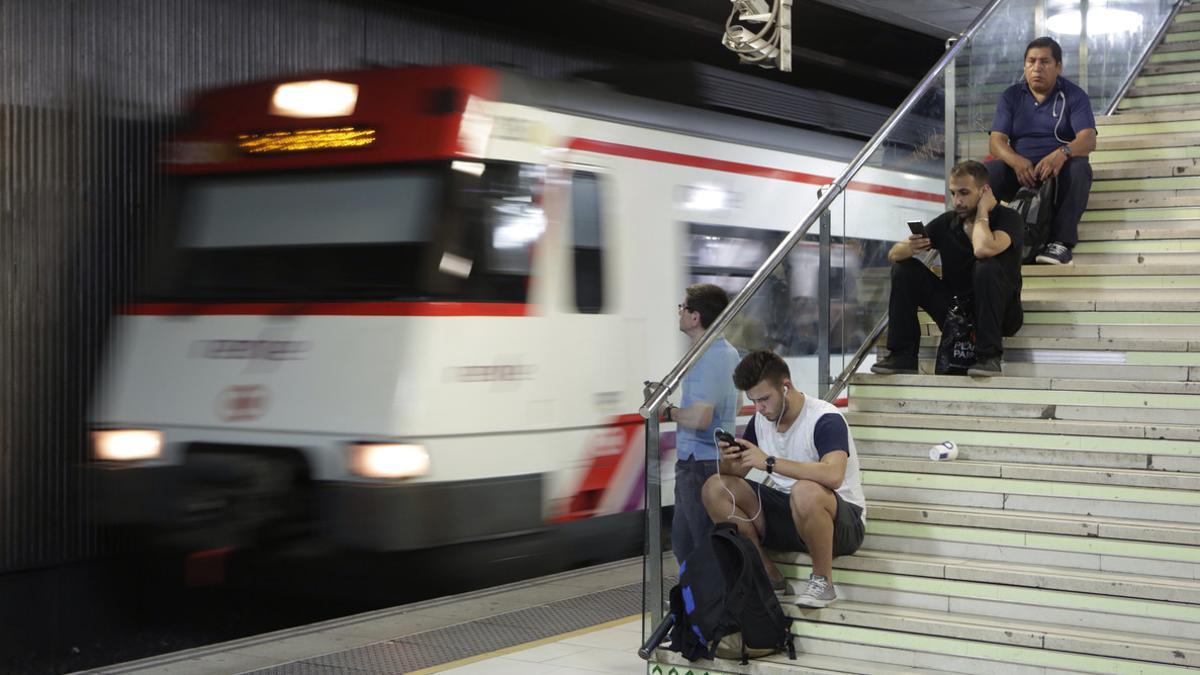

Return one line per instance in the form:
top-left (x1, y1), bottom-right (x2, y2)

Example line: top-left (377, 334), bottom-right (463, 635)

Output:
top-left (87, 557), bottom-right (652, 675)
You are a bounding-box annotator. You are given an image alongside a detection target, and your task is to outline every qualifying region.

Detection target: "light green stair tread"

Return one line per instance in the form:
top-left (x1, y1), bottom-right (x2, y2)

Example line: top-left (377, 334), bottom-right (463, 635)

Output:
top-left (1091, 146), bottom-right (1200, 163)
top-left (848, 383), bottom-right (1200, 410)
top-left (1093, 175), bottom-right (1200, 191)
top-left (1082, 205), bottom-right (1200, 221)
top-left (1165, 30), bottom-right (1200, 43)
top-left (1020, 310), bottom-right (1200, 325)
top-left (794, 622), bottom-right (1196, 674)
top-left (849, 423), bottom-right (1200, 458)
top-left (1121, 92), bottom-right (1200, 109)
top-left (861, 471), bottom-right (1200, 507)
top-left (1149, 50), bottom-right (1200, 64)
top-left (864, 520), bottom-right (1200, 565)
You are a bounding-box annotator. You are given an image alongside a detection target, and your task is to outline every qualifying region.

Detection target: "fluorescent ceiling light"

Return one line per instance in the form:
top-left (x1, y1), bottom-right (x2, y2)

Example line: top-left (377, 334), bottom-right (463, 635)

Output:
top-left (1046, 8), bottom-right (1143, 36)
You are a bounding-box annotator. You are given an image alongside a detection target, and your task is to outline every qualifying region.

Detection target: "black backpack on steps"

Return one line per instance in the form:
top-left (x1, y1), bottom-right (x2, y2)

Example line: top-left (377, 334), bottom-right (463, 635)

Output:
top-left (1009, 176), bottom-right (1056, 264)
top-left (665, 521), bottom-right (796, 664)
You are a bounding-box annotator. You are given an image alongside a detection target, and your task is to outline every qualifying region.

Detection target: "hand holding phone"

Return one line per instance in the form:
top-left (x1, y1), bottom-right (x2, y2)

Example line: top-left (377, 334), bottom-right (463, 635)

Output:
top-left (715, 428), bottom-right (740, 452)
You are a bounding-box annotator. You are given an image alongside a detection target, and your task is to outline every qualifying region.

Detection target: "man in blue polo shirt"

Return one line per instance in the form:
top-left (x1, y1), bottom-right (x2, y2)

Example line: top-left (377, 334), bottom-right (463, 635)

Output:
top-left (663, 283), bottom-right (740, 562)
top-left (987, 36), bottom-right (1097, 265)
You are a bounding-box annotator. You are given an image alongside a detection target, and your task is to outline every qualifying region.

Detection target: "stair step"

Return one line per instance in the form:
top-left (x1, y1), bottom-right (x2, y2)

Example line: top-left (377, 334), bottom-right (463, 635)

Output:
top-left (854, 437), bottom-right (1182, 474)
top-left (1121, 91), bottom-right (1200, 110)
top-left (849, 409), bottom-right (1200, 444)
top-left (1135, 70), bottom-right (1200, 88)
top-left (909, 357), bottom-right (1190, 382)
top-left (851, 372), bottom-right (1200, 396)
top-left (848, 424), bottom-right (1200, 475)
top-left (1097, 107), bottom-right (1200, 125)
top-left (1167, 18), bottom-right (1200, 34)
top-left (1093, 174), bottom-right (1200, 195)
top-left (1148, 49), bottom-right (1200, 64)
top-left (859, 519), bottom-right (1200, 580)
top-left (1150, 39), bottom-right (1200, 54)
top-left (1082, 205), bottom-right (1200, 222)
top-left (1139, 60), bottom-right (1200, 76)
top-left (1071, 251), bottom-right (1200, 265)
top-left (1079, 223), bottom-right (1200, 239)
top-left (1128, 81), bottom-right (1200, 98)
top-left (1050, 239), bottom-right (1200, 253)
top-left (1166, 27), bottom-right (1200, 42)
top-left (920, 320), bottom-right (1200, 340)
top-left (787, 601), bottom-right (1199, 667)
top-left (1091, 143), bottom-right (1200, 163)
top-left (1087, 189), bottom-right (1200, 209)
top-left (1017, 292), bottom-right (1200, 310)
top-left (851, 391), bottom-right (1199, 424)
top-left (859, 456), bottom-right (1200, 491)
top-left (780, 558), bottom-right (1200, 637)
top-left (1021, 262), bottom-right (1200, 275)
top-left (784, 546), bottom-right (1200, 601)
top-left (921, 307), bottom-right (1200, 327)
top-left (865, 501), bottom-right (1200, 547)
top-left (1093, 159), bottom-right (1200, 180)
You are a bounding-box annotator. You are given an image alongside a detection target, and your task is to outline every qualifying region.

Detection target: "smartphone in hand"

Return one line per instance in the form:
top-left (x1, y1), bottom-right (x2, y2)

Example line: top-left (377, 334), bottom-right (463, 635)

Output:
top-left (715, 428), bottom-right (739, 450)
top-left (906, 220), bottom-right (927, 237)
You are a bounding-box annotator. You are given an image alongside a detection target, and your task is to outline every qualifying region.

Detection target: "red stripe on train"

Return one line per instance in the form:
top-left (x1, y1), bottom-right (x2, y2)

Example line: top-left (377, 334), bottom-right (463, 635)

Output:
top-left (567, 138), bottom-right (944, 204)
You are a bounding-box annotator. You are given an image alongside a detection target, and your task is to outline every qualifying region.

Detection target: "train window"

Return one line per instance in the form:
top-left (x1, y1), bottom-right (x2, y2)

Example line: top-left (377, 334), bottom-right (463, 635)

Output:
top-left (571, 171), bottom-right (604, 313)
top-left (147, 162), bottom-right (546, 304)
top-left (684, 223), bottom-right (888, 358)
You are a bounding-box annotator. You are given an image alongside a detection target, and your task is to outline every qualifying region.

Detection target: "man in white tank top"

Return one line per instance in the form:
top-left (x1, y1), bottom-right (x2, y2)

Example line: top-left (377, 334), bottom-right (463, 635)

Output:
top-left (701, 350), bottom-right (866, 608)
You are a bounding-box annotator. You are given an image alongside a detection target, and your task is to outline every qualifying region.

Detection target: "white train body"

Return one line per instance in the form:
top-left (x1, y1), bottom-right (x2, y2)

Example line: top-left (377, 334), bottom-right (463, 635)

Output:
top-left (88, 66), bottom-right (942, 551)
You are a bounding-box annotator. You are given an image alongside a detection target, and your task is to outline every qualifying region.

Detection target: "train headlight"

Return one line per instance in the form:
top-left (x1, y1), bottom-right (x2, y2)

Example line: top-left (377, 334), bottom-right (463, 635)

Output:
top-left (349, 443), bottom-right (430, 479)
top-left (93, 429), bottom-right (163, 461)
top-left (270, 80), bottom-right (358, 118)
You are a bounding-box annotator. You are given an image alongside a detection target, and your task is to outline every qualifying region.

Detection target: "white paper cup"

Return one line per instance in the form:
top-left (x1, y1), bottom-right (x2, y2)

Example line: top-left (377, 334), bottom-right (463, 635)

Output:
top-left (929, 441), bottom-right (958, 461)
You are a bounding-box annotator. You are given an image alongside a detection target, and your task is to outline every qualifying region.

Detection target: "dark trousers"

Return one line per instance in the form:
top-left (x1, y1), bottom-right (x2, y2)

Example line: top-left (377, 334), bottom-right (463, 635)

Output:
top-left (886, 258), bottom-right (1023, 359)
top-left (985, 157), bottom-right (1092, 247)
top-left (671, 457), bottom-right (718, 562)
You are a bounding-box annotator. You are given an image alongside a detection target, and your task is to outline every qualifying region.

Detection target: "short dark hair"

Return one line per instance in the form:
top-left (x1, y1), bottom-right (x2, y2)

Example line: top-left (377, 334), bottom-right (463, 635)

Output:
top-left (732, 349), bottom-right (791, 392)
top-left (1025, 36), bottom-right (1063, 64)
top-left (949, 159), bottom-right (989, 186)
top-left (685, 283), bottom-right (730, 329)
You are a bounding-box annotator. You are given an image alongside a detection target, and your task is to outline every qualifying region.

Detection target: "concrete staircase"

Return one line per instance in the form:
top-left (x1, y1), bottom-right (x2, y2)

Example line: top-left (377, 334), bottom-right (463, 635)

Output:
top-left (653, 6), bottom-right (1200, 675)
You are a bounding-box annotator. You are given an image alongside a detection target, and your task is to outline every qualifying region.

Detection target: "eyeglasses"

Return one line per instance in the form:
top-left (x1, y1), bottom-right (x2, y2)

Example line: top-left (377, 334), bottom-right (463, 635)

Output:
top-left (677, 303), bottom-right (694, 312)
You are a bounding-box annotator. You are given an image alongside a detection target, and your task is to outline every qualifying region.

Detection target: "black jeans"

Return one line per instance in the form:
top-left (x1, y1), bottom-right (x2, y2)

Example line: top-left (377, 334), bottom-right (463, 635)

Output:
top-left (985, 157), bottom-right (1092, 248)
top-left (886, 258), bottom-right (1023, 359)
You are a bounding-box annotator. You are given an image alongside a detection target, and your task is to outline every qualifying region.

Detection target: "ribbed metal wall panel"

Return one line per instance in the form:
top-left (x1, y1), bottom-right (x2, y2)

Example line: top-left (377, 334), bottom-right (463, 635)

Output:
top-left (0, 0), bottom-right (612, 574)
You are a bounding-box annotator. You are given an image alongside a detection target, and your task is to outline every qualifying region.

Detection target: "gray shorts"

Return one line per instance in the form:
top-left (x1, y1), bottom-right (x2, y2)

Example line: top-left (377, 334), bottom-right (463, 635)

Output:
top-left (744, 479), bottom-right (865, 556)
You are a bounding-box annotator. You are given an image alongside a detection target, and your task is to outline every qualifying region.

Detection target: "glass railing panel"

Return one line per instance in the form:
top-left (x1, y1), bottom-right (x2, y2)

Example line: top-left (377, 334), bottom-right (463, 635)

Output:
top-left (837, 77), bottom-right (951, 377)
top-left (954, 0), bottom-right (1178, 164)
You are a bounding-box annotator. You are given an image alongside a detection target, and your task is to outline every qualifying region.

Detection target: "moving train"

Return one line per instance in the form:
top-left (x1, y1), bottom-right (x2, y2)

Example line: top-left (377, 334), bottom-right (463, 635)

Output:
top-left (86, 65), bottom-right (943, 556)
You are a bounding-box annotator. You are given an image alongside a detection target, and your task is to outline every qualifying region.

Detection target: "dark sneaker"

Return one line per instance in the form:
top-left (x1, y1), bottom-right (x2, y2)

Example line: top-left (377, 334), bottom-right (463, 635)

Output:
top-left (794, 574), bottom-right (836, 608)
top-left (771, 576), bottom-right (788, 594)
top-left (870, 354), bottom-right (918, 375)
top-left (1035, 242), bottom-right (1073, 265)
top-left (967, 356), bottom-right (1002, 377)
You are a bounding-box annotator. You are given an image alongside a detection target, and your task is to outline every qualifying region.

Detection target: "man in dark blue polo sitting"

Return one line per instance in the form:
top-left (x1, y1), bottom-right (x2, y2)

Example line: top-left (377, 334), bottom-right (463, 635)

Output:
top-left (987, 36), bottom-right (1097, 265)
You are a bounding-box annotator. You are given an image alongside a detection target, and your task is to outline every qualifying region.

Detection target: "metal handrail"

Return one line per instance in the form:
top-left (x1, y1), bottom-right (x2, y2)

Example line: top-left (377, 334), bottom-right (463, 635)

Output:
top-left (1105, 0), bottom-right (1190, 115)
top-left (822, 314), bottom-right (888, 403)
top-left (639, 0), bottom-right (1008, 419)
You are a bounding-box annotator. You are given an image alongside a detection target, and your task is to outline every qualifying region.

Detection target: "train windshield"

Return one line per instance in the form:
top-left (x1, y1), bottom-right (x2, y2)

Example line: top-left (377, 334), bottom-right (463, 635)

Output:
top-left (144, 161), bottom-right (546, 302)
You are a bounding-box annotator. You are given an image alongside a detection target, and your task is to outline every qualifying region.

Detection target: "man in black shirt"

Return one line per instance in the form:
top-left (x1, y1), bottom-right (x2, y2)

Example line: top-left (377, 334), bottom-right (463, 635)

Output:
top-left (872, 160), bottom-right (1024, 377)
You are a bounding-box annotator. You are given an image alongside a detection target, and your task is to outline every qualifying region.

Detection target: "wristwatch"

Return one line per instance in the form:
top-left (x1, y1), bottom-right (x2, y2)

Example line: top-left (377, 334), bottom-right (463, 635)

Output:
top-left (765, 456), bottom-right (776, 475)
top-left (1059, 145), bottom-right (1072, 157)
